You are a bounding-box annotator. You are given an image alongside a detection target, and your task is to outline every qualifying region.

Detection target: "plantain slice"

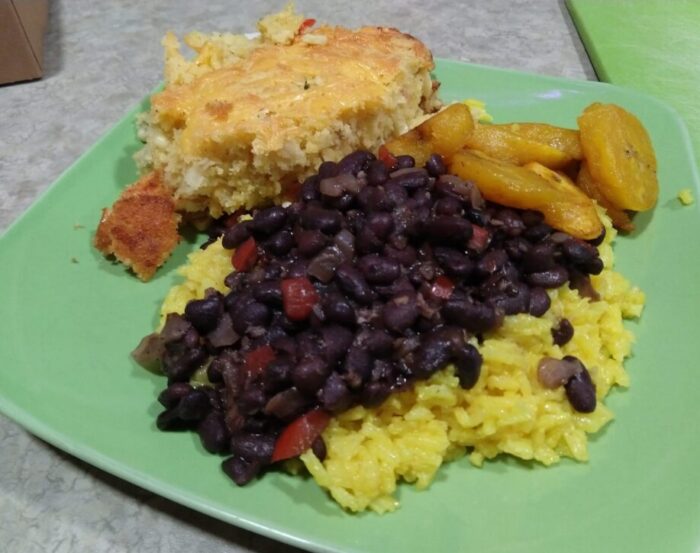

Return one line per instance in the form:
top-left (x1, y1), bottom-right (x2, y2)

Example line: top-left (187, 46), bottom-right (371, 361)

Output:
top-left (462, 124), bottom-right (574, 169)
top-left (450, 151), bottom-right (602, 239)
top-left (578, 103), bottom-right (658, 211)
top-left (576, 161), bottom-right (635, 232)
top-left (500, 122), bottom-right (583, 161)
top-left (384, 103), bottom-right (475, 166)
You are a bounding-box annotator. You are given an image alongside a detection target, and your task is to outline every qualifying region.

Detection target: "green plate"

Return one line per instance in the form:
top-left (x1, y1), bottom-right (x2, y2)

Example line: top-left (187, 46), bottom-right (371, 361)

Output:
top-left (1, 59), bottom-right (699, 553)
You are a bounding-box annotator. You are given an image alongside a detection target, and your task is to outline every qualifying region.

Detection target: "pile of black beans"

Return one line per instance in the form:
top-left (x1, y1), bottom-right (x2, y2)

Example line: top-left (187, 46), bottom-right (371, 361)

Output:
top-left (147, 149), bottom-right (604, 485)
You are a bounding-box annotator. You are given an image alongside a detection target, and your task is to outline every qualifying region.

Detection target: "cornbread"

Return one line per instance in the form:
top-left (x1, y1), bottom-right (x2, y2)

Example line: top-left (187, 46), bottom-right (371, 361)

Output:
top-left (135, 8), bottom-right (440, 217)
top-left (160, 211), bottom-right (644, 513)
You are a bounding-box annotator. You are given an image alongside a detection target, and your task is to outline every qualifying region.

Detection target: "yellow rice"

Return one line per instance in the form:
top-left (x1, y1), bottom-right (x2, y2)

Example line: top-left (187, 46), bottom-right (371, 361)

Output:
top-left (160, 211), bottom-right (644, 513)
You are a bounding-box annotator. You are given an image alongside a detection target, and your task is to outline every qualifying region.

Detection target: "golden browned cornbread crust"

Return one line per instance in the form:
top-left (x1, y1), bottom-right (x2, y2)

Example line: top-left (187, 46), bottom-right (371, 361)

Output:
top-left (137, 23), bottom-right (439, 216)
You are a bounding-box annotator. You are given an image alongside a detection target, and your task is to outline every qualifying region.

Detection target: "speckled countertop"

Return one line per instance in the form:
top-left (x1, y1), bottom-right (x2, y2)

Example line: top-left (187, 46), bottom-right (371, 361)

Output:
top-left (0, 1), bottom-right (593, 551)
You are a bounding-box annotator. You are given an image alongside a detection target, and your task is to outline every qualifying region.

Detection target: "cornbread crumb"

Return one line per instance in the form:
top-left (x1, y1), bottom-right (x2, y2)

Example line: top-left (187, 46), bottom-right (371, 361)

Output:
top-left (678, 188), bottom-right (694, 205)
top-left (95, 171), bottom-right (180, 281)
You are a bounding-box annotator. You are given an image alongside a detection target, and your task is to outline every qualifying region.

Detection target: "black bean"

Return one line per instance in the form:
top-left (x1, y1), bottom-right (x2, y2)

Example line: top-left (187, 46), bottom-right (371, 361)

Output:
top-left (425, 153), bottom-right (446, 177)
top-left (300, 175), bottom-right (320, 202)
top-left (528, 287), bottom-right (551, 317)
top-left (231, 300), bottom-right (271, 334)
top-left (384, 244), bottom-right (417, 267)
top-left (293, 357), bottom-right (330, 395)
top-left (442, 298), bottom-right (500, 334)
top-left (357, 186), bottom-right (390, 212)
top-left (264, 230), bottom-right (294, 256)
top-left (320, 372), bottom-right (354, 413)
top-left (564, 362), bottom-right (596, 413)
top-left (454, 343), bottom-right (482, 389)
top-left (358, 254), bottom-right (401, 284)
top-left (412, 328), bottom-right (455, 379)
top-left (300, 206), bottom-right (343, 234)
top-left (526, 266), bottom-right (569, 288)
top-left (249, 206), bottom-right (287, 236)
top-left (322, 294), bottom-right (357, 326)
top-left (383, 294), bottom-right (419, 334)
top-left (504, 237), bottom-right (531, 261)
top-left (184, 295), bottom-right (223, 334)
top-left (177, 389), bottom-right (212, 421)
top-left (318, 161), bottom-right (339, 179)
top-left (395, 155), bottom-right (415, 169)
top-left (493, 208), bottom-right (526, 237)
top-left (366, 212), bottom-right (394, 239)
top-left (342, 346), bottom-right (373, 389)
top-left (222, 221), bottom-right (251, 249)
top-left (367, 159), bottom-right (390, 186)
top-left (588, 227), bottom-right (606, 246)
top-left (552, 318), bottom-right (574, 346)
top-left (270, 335), bottom-right (298, 359)
top-left (434, 196), bottom-right (463, 216)
top-left (474, 249), bottom-right (508, 279)
top-left (237, 384), bottom-right (267, 415)
top-left (354, 226), bottom-right (384, 255)
top-left (338, 150), bottom-right (375, 175)
top-left (253, 281), bottom-right (283, 306)
top-left (464, 207), bottom-right (490, 227)
top-left (326, 192), bottom-right (355, 211)
top-left (264, 388), bottom-right (309, 420)
top-left (222, 456), bottom-right (262, 486)
top-left (158, 382), bottom-right (193, 409)
top-left (521, 242), bottom-right (557, 273)
top-left (561, 243), bottom-right (604, 275)
top-left (523, 222), bottom-right (553, 243)
top-left (425, 215), bottom-right (473, 244)
top-left (320, 324), bottom-right (355, 366)
top-left (384, 181), bottom-right (409, 208)
top-left (263, 357), bottom-right (293, 393)
top-left (206, 355), bottom-right (229, 383)
top-left (360, 329), bottom-right (394, 358)
top-left (197, 412), bottom-right (230, 454)
top-left (488, 282), bottom-right (531, 315)
top-left (361, 381), bottom-right (391, 408)
top-left (230, 432), bottom-right (276, 463)
top-left (296, 229), bottom-right (327, 257)
top-left (311, 436), bottom-right (327, 461)
top-left (387, 168), bottom-right (429, 190)
top-left (156, 408), bottom-right (189, 431)
top-left (433, 247), bottom-right (473, 278)
top-left (162, 343), bottom-right (207, 382)
top-left (335, 263), bottom-right (376, 305)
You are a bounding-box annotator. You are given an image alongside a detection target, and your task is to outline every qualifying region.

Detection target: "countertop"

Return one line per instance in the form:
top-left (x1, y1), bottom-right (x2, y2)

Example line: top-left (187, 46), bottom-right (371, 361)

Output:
top-left (0, 1), bottom-right (594, 551)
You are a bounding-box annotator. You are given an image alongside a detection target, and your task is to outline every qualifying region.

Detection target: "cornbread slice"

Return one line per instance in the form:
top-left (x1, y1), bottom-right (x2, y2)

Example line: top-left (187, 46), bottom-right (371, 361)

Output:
top-left (136, 19), bottom-right (440, 217)
top-left (95, 171), bottom-right (180, 281)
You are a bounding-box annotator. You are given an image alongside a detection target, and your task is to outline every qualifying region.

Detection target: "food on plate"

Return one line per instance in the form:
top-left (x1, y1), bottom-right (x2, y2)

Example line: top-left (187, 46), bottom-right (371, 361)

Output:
top-left (576, 161), bottom-right (634, 232)
top-left (96, 6), bottom-right (439, 280)
top-left (135, 143), bottom-right (644, 512)
top-left (384, 101), bottom-right (657, 233)
top-left (381, 103), bottom-right (475, 167)
top-left (94, 171), bottom-right (180, 281)
top-left (678, 188), bottom-right (694, 205)
top-left (461, 122), bottom-right (579, 169)
top-left (578, 102), bottom-right (659, 211)
top-left (449, 150), bottom-right (603, 239)
top-left (137, 10), bottom-right (439, 218)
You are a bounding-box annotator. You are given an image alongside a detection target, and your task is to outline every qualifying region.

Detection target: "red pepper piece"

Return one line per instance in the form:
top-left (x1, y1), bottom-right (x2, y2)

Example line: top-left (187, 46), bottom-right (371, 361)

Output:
top-left (377, 144), bottom-right (398, 170)
top-left (244, 345), bottom-right (276, 378)
top-left (271, 409), bottom-right (331, 463)
top-left (298, 18), bottom-right (316, 34)
top-left (232, 237), bottom-right (258, 272)
top-left (468, 225), bottom-right (490, 253)
top-left (431, 275), bottom-right (455, 300)
top-left (281, 277), bottom-right (319, 321)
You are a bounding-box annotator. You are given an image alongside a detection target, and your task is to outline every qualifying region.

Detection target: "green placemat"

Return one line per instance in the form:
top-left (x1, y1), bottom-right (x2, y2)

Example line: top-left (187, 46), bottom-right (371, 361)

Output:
top-left (567, 0), bottom-right (700, 166)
